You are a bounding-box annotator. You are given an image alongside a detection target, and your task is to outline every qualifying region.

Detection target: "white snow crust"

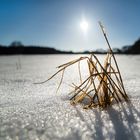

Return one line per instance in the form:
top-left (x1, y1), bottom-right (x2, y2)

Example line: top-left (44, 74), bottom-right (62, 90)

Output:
top-left (0, 55), bottom-right (140, 140)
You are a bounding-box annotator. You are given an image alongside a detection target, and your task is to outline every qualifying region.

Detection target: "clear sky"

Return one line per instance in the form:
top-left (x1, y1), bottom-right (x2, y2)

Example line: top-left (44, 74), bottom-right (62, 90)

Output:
top-left (0, 0), bottom-right (140, 51)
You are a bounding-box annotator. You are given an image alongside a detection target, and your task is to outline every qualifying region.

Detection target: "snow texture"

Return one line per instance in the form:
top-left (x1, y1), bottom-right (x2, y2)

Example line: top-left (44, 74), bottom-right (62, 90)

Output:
top-left (0, 55), bottom-right (140, 140)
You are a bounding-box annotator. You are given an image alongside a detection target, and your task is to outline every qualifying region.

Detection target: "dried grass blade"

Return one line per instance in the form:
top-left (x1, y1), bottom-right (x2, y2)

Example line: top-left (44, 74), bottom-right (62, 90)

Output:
top-left (34, 67), bottom-right (66, 84)
top-left (78, 61), bottom-right (82, 83)
top-left (57, 57), bottom-right (86, 68)
top-left (91, 53), bottom-right (127, 101)
top-left (99, 21), bottom-right (127, 98)
top-left (70, 78), bottom-right (91, 100)
top-left (56, 68), bottom-right (65, 92)
top-left (110, 66), bottom-right (125, 91)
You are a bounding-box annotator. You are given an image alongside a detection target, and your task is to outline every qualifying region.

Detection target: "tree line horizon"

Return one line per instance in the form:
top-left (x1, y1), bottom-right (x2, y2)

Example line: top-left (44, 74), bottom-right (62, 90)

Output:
top-left (0, 38), bottom-right (140, 54)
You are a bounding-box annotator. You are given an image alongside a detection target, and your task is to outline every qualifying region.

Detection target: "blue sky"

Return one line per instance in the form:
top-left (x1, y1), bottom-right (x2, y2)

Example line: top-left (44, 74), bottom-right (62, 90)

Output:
top-left (0, 0), bottom-right (140, 51)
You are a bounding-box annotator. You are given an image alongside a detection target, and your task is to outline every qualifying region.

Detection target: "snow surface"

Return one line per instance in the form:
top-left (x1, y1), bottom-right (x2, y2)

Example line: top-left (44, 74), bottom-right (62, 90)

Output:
top-left (0, 54), bottom-right (140, 140)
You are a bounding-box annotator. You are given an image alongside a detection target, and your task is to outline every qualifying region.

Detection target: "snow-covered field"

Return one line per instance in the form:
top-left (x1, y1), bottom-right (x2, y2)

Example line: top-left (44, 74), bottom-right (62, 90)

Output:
top-left (0, 54), bottom-right (140, 140)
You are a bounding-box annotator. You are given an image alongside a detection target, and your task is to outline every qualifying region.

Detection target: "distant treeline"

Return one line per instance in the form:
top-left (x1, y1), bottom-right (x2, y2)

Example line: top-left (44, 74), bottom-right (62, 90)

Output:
top-left (0, 38), bottom-right (140, 55)
top-left (0, 41), bottom-right (73, 55)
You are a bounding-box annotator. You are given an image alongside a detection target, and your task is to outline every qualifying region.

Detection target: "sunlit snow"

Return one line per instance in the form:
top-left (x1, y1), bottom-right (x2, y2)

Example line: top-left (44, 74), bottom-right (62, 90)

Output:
top-left (0, 55), bottom-right (140, 140)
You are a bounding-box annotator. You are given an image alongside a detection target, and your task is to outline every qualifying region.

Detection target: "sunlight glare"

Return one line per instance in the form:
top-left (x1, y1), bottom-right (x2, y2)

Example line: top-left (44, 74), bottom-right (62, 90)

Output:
top-left (80, 20), bottom-right (89, 33)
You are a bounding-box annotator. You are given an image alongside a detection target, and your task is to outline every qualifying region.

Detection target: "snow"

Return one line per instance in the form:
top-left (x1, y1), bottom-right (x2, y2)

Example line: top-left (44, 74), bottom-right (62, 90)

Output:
top-left (0, 54), bottom-right (140, 140)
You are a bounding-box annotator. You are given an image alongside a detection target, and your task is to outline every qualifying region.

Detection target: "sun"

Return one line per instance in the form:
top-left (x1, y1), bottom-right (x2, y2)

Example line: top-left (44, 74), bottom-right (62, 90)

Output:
top-left (80, 20), bottom-right (89, 33)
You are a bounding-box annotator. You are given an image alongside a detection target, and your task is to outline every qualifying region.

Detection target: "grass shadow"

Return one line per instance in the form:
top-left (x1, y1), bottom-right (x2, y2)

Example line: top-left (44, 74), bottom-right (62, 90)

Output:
top-left (107, 102), bottom-right (140, 140)
top-left (74, 101), bottom-right (140, 140)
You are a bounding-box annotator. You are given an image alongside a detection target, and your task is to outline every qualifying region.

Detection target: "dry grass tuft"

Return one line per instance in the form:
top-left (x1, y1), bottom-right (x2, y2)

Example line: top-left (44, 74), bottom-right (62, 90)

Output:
top-left (35, 22), bottom-right (129, 109)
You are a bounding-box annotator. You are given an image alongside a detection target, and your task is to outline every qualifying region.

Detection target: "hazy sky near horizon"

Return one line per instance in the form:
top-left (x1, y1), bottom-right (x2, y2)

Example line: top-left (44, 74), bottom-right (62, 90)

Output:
top-left (0, 0), bottom-right (140, 51)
